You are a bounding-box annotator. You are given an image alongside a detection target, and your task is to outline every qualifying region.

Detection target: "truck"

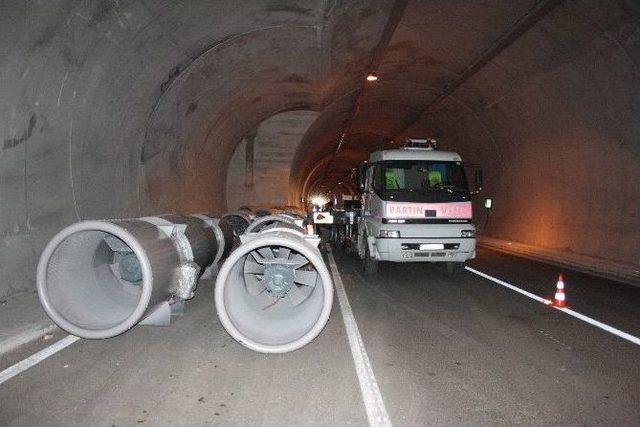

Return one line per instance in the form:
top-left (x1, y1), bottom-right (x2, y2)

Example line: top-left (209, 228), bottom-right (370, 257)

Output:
top-left (356, 139), bottom-right (481, 274)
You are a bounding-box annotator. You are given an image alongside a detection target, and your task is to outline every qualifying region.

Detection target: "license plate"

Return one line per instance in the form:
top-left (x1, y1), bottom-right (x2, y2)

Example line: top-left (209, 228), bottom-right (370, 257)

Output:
top-left (419, 243), bottom-right (444, 250)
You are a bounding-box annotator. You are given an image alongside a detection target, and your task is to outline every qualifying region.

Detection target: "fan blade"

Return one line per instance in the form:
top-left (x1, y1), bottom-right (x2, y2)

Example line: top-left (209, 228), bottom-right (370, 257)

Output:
top-left (261, 294), bottom-right (282, 310)
top-left (290, 253), bottom-right (309, 269)
top-left (285, 285), bottom-right (308, 306)
top-left (249, 252), bottom-right (267, 264)
top-left (257, 247), bottom-right (275, 260)
top-left (294, 269), bottom-right (318, 287)
top-left (244, 259), bottom-right (265, 275)
top-left (244, 273), bottom-right (266, 296)
top-left (277, 247), bottom-right (291, 260)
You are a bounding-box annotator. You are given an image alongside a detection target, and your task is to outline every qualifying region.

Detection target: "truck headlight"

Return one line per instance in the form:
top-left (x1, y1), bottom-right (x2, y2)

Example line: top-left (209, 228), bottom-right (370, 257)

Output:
top-left (379, 230), bottom-right (400, 238)
top-left (461, 229), bottom-right (475, 238)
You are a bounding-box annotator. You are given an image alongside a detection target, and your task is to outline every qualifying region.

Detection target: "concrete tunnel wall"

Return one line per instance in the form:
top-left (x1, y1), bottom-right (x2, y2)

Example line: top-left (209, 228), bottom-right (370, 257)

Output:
top-left (0, 0), bottom-right (639, 298)
top-left (226, 110), bottom-right (318, 209)
top-left (0, 0), bottom-right (396, 297)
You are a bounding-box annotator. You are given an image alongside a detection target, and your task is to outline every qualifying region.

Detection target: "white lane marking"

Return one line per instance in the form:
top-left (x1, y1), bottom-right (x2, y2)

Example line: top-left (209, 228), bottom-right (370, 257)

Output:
top-left (0, 322), bottom-right (56, 357)
top-left (0, 335), bottom-right (80, 385)
top-left (326, 248), bottom-right (392, 427)
top-left (465, 266), bottom-right (548, 303)
top-left (465, 266), bottom-right (640, 347)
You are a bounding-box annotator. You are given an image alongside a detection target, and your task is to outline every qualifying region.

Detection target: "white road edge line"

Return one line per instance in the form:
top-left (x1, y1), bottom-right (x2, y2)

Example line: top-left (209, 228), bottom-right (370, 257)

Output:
top-left (0, 335), bottom-right (80, 386)
top-left (326, 247), bottom-right (392, 427)
top-left (465, 266), bottom-right (640, 347)
top-left (0, 321), bottom-right (56, 357)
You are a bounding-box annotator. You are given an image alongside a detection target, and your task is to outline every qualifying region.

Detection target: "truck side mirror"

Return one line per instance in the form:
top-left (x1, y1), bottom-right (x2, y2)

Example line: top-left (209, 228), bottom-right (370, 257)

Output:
top-left (475, 169), bottom-right (483, 189)
top-left (357, 164), bottom-right (367, 191)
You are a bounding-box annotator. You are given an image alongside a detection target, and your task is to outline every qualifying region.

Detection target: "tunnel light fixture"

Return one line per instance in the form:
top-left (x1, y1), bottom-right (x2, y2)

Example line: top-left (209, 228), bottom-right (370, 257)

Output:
top-left (366, 72), bottom-right (378, 82)
top-left (310, 195), bottom-right (329, 208)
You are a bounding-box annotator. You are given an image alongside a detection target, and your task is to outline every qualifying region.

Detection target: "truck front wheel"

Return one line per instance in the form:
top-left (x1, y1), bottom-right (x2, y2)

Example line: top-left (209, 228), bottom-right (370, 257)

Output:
top-left (362, 236), bottom-right (379, 275)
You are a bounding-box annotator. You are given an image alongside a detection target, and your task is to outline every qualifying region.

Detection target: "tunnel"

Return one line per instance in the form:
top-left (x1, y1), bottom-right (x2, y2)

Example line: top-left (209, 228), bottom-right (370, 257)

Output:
top-left (1, 1), bottom-right (639, 425)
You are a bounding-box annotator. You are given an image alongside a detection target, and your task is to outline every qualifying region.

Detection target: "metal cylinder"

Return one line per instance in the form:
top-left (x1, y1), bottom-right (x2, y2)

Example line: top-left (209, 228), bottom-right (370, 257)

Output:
top-left (190, 214), bottom-right (235, 264)
top-left (244, 214), bottom-right (297, 234)
top-left (37, 214), bottom-right (225, 339)
top-left (283, 211), bottom-right (305, 221)
top-left (221, 210), bottom-right (254, 237)
top-left (215, 226), bottom-right (333, 353)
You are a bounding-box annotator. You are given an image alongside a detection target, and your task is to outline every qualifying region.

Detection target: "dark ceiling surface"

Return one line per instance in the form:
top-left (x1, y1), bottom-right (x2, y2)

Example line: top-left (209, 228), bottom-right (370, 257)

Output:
top-left (0, 0), bottom-right (639, 296)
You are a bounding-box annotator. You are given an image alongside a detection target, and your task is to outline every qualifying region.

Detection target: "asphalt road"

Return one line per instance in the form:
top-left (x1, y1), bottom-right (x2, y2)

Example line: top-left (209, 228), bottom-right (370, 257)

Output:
top-left (1, 247), bottom-right (639, 426)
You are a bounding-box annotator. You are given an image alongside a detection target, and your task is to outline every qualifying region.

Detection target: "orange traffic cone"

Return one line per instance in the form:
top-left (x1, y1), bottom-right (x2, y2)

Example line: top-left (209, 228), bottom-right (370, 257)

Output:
top-left (553, 274), bottom-right (566, 307)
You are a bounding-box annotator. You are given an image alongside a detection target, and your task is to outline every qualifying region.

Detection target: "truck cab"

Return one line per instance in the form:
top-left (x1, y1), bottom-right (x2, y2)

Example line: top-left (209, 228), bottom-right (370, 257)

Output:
top-left (357, 142), bottom-right (478, 274)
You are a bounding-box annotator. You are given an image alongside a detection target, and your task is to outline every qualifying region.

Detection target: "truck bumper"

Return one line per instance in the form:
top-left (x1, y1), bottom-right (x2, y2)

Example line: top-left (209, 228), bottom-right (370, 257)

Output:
top-left (373, 237), bottom-right (476, 263)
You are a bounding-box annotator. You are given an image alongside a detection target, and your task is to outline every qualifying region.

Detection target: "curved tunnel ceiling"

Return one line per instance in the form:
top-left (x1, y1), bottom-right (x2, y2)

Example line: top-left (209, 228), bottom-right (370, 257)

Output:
top-left (0, 0), bottom-right (639, 296)
top-left (290, 0), bottom-right (640, 269)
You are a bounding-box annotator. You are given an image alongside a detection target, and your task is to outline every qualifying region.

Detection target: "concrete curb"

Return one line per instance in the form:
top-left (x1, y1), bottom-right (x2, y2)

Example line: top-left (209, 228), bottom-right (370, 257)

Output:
top-left (0, 321), bottom-right (57, 357)
top-left (478, 236), bottom-right (640, 287)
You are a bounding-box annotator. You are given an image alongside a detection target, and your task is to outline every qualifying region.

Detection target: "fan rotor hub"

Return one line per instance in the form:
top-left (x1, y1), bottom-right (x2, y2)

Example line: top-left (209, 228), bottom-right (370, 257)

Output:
top-left (263, 263), bottom-right (295, 297)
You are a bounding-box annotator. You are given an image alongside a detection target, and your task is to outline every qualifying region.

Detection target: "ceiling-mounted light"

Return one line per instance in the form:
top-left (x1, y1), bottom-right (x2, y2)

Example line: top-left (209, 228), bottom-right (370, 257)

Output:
top-left (366, 72), bottom-right (378, 82)
top-left (310, 195), bottom-right (329, 207)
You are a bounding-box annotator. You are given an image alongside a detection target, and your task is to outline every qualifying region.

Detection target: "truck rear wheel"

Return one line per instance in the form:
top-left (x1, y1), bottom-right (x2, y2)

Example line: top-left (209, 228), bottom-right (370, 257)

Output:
top-left (446, 261), bottom-right (465, 274)
top-left (362, 236), bottom-right (378, 275)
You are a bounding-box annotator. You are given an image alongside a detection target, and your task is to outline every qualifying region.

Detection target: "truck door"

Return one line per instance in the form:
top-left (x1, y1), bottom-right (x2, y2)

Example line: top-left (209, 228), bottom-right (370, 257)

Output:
top-left (357, 164), bottom-right (373, 258)
top-left (362, 166), bottom-right (375, 217)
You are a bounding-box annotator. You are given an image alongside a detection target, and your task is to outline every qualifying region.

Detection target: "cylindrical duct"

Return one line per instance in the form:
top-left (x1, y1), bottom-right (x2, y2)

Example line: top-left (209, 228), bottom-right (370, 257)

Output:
top-left (283, 211), bottom-right (305, 221)
top-left (215, 227), bottom-right (333, 353)
top-left (244, 214), bottom-right (297, 234)
top-left (221, 210), bottom-right (254, 236)
top-left (37, 214), bottom-right (223, 339)
top-left (190, 214), bottom-right (235, 264)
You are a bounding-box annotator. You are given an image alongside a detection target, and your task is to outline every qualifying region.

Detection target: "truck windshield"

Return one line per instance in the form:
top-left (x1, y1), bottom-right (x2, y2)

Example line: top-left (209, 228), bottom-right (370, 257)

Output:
top-left (373, 160), bottom-right (470, 202)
